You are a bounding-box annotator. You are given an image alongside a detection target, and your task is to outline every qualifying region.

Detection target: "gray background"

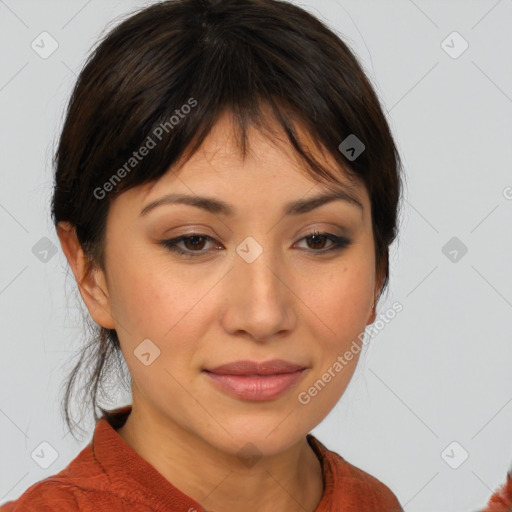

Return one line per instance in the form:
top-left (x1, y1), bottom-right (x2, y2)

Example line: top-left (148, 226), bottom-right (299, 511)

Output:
top-left (1, 1), bottom-right (511, 511)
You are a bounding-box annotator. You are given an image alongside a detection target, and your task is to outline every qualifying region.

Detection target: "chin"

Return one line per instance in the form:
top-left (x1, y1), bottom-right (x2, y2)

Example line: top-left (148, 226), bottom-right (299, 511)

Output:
top-left (200, 416), bottom-right (310, 459)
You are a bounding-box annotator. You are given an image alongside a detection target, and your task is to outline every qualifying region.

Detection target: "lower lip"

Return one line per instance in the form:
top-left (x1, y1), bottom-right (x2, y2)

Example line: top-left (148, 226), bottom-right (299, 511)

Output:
top-left (203, 369), bottom-right (306, 401)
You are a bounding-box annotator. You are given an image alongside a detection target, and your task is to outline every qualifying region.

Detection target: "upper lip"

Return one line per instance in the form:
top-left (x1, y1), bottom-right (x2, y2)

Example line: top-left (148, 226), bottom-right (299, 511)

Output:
top-left (204, 359), bottom-right (307, 376)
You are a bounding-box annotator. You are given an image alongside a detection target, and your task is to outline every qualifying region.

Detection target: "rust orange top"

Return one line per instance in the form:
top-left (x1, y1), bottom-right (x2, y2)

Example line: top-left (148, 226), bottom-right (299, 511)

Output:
top-left (1, 405), bottom-right (402, 511)
top-left (482, 472), bottom-right (512, 511)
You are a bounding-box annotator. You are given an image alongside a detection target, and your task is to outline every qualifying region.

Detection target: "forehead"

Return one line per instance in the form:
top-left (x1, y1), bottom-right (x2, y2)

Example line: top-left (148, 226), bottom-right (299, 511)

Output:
top-left (146, 110), bottom-right (366, 197)
top-left (112, 109), bottom-right (370, 222)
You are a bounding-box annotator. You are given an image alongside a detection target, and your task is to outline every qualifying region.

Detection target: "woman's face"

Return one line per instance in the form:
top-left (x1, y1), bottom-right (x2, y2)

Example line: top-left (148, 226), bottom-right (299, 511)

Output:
top-left (95, 111), bottom-right (380, 457)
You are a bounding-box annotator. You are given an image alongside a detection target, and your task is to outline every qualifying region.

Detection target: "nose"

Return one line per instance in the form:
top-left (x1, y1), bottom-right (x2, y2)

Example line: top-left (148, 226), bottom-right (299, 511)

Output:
top-left (220, 241), bottom-right (296, 342)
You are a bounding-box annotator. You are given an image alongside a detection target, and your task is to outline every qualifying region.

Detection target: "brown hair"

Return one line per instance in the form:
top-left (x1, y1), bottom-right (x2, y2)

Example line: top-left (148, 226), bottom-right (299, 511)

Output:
top-left (52, 0), bottom-right (403, 438)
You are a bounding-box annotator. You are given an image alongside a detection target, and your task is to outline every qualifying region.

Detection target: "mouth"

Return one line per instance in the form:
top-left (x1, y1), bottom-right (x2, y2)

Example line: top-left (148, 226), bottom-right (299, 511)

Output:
top-left (204, 359), bottom-right (307, 376)
top-left (202, 359), bottom-right (308, 401)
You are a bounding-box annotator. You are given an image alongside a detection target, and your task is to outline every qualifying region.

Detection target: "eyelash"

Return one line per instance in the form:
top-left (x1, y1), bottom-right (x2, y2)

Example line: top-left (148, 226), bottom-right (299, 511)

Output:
top-left (160, 230), bottom-right (352, 258)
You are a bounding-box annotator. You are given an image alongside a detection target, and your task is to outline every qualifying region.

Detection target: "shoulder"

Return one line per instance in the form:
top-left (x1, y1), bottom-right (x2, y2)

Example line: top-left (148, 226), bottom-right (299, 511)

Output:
top-left (0, 475), bottom-right (126, 512)
top-left (0, 479), bottom-right (82, 512)
top-left (0, 444), bottom-right (113, 512)
top-left (307, 434), bottom-right (402, 511)
top-left (481, 472), bottom-right (512, 511)
top-left (338, 456), bottom-right (402, 509)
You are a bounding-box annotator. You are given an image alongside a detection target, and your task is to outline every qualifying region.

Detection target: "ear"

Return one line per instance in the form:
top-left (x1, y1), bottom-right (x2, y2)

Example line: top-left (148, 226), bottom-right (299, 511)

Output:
top-left (366, 304), bottom-right (377, 325)
top-left (366, 267), bottom-right (385, 326)
top-left (56, 221), bottom-right (116, 330)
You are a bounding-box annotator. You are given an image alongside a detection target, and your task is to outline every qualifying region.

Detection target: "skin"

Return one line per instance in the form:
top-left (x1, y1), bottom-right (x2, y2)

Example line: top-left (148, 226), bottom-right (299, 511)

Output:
top-left (57, 109), bottom-right (383, 512)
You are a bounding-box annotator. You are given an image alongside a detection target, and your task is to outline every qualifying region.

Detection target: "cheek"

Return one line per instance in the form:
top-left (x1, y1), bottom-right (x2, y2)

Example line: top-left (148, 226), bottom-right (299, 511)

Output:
top-left (298, 261), bottom-right (374, 341)
top-left (107, 268), bottom-right (166, 336)
top-left (106, 250), bottom-right (219, 362)
top-left (105, 241), bottom-right (176, 330)
top-left (107, 265), bottom-right (203, 393)
top-left (294, 264), bottom-right (372, 416)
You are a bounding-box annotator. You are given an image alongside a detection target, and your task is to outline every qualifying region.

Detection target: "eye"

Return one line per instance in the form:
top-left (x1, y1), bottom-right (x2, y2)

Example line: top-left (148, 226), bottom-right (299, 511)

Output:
top-left (160, 230), bottom-right (352, 258)
top-left (160, 234), bottom-right (221, 258)
top-left (296, 230), bottom-right (352, 252)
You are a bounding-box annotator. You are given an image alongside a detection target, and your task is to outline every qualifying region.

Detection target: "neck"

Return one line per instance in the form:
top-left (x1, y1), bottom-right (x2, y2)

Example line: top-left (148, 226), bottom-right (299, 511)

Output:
top-left (116, 402), bottom-right (324, 512)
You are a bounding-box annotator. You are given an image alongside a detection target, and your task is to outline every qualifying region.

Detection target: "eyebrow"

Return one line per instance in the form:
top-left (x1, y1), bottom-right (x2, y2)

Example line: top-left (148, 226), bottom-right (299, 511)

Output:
top-left (139, 187), bottom-right (364, 217)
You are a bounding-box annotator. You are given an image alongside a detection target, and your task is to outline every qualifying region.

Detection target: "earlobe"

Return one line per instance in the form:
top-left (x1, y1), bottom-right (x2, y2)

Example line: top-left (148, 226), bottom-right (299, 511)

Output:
top-left (367, 269), bottom-right (384, 325)
top-left (366, 302), bottom-right (377, 325)
top-left (366, 285), bottom-right (381, 326)
top-left (56, 221), bottom-right (116, 330)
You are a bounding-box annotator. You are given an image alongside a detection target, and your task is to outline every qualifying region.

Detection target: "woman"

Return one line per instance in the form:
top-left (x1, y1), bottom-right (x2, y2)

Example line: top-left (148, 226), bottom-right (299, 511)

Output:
top-left (0, 0), bottom-right (404, 510)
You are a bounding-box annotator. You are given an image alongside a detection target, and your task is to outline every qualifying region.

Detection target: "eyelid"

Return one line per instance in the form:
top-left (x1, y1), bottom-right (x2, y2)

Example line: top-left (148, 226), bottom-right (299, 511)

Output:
top-left (160, 229), bottom-right (352, 258)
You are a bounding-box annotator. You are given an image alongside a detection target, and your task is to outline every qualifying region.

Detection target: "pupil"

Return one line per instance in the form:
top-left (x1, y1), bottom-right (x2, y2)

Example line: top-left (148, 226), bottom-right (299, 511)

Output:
top-left (187, 236), bottom-right (204, 249)
top-left (310, 234), bottom-right (323, 248)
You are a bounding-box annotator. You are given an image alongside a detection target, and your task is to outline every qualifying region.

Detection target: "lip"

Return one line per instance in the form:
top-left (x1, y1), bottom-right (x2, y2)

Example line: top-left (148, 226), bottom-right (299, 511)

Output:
top-left (205, 359), bottom-right (306, 376)
top-left (202, 359), bottom-right (308, 401)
